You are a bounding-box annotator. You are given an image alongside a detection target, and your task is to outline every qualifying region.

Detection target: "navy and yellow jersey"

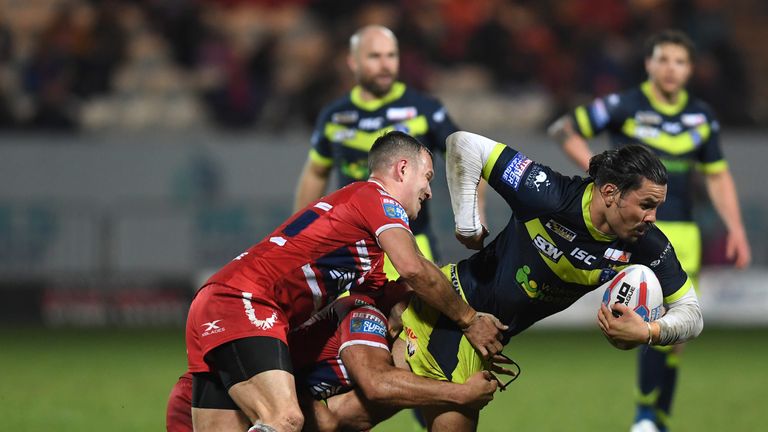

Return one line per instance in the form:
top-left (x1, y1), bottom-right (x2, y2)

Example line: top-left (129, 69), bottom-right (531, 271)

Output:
top-left (309, 81), bottom-right (458, 235)
top-left (459, 144), bottom-right (693, 343)
top-left (570, 81), bottom-right (727, 221)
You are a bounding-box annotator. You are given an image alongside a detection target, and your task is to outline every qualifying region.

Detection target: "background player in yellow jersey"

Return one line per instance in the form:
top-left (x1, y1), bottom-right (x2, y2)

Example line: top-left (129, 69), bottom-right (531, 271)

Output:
top-left (294, 25), bottom-right (485, 279)
top-left (549, 30), bottom-right (751, 432)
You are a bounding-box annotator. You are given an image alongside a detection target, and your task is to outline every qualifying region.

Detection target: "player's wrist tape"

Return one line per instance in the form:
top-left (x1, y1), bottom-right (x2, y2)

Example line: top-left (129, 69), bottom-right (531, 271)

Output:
top-left (646, 322), bottom-right (653, 345)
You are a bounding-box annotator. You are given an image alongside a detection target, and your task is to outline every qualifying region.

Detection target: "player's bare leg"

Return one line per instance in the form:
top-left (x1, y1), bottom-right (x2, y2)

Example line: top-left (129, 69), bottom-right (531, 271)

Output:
top-left (298, 391), bottom-right (339, 432)
top-left (228, 369), bottom-right (304, 432)
top-left (423, 406), bottom-right (479, 432)
top-left (192, 407), bottom-right (249, 431)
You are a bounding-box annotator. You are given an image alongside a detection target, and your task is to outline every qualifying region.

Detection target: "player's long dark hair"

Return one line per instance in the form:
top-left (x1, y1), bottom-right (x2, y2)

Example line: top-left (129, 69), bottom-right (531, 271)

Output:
top-left (368, 131), bottom-right (432, 173)
top-left (588, 145), bottom-right (667, 195)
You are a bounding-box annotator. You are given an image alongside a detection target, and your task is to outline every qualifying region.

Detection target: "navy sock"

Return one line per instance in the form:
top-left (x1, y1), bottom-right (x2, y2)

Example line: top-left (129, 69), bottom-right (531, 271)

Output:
top-left (635, 345), bottom-right (678, 429)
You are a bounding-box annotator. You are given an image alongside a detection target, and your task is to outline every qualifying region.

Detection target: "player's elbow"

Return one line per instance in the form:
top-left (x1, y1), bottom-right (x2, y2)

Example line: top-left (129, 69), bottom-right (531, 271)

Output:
top-left (446, 131), bottom-right (472, 154)
top-left (355, 373), bottom-right (393, 404)
top-left (393, 258), bottom-right (427, 281)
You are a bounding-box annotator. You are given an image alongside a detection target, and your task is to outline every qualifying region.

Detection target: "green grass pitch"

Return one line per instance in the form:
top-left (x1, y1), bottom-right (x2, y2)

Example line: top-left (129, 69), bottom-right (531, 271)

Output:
top-left (1, 327), bottom-right (765, 431)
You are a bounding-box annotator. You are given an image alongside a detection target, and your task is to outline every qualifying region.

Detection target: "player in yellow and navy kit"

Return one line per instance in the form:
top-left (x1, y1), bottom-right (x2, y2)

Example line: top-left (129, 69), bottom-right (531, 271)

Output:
top-left (549, 30), bottom-right (751, 432)
top-left (399, 131), bottom-right (704, 432)
top-left (294, 25), bottom-right (459, 279)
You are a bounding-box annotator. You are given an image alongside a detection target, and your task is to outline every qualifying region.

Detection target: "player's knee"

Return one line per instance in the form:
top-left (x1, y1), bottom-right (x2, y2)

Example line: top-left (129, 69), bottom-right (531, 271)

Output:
top-left (278, 407), bottom-right (304, 432)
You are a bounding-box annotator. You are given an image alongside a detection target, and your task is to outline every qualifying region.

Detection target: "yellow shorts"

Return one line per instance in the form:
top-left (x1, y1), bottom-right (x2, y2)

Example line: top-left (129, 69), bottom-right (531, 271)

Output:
top-left (654, 221), bottom-right (701, 287)
top-left (400, 264), bottom-right (486, 384)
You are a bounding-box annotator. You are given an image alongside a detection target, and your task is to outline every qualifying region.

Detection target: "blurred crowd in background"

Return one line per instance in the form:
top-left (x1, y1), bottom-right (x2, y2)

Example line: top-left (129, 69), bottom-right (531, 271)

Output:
top-left (0, 0), bottom-right (764, 133)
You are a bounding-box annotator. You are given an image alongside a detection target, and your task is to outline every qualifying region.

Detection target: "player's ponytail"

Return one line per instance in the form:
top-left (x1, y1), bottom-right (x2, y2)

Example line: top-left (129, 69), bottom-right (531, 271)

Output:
top-left (588, 145), bottom-right (667, 196)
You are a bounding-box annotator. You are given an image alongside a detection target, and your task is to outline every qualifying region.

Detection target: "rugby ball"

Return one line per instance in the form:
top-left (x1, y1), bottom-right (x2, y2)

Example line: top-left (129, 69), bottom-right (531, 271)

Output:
top-left (601, 265), bottom-right (664, 322)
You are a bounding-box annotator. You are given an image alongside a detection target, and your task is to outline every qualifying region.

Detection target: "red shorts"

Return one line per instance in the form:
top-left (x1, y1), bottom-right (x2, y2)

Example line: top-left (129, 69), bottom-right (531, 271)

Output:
top-left (185, 284), bottom-right (289, 373)
top-left (166, 372), bottom-right (193, 432)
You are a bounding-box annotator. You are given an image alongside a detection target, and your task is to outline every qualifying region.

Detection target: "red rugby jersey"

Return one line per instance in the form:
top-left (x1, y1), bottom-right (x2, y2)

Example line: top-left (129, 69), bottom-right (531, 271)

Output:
top-left (203, 180), bottom-right (411, 328)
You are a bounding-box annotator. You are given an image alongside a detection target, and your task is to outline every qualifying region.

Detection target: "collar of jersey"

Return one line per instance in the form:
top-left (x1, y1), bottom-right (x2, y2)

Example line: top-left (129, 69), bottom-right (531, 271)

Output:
top-left (641, 81), bottom-right (688, 116)
top-left (582, 183), bottom-right (616, 242)
top-left (351, 82), bottom-right (406, 111)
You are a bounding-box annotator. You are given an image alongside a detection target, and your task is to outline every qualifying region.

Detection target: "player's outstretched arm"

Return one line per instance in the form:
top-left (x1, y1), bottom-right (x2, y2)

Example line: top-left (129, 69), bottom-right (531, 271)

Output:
top-left (378, 228), bottom-right (505, 358)
top-left (293, 158), bottom-right (332, 212)
top-left (341, 345), bottom-right (497, 410)
top-left (548, 115), bottom-right (592, 172)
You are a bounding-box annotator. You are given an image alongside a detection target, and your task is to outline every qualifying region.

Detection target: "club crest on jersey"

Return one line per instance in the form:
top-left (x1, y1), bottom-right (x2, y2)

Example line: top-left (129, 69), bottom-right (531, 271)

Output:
top-left (501, 153), bottom-right (532, 190)
top-left (545, 219), bottom-right (576, 242)
top-left (381, 198), bottom-right (409, 224)
top-left (635, 111), bottom-right (663, 125)
top-left (350, 312), bottom-right (386, 337)
top-left (525, 166), bottom-right (550, 191)
top-left (386, 106), bottom-right (417, 121)
top-left (332, 110), bottom-right (358, 124)
top-left (604, 247), bottom-right (632, 263)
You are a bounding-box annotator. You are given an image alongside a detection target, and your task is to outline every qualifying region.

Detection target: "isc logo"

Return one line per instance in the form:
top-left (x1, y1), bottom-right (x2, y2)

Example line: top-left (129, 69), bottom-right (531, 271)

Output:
top-left (533, 235), bottom-right (563, 262)
top-left (616, 282), bottom-right (635, 306)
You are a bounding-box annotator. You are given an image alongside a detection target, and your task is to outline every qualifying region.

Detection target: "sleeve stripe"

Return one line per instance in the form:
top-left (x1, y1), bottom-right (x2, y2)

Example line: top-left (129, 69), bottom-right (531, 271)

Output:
top-left (375, 223), bottom-right (411, 237)
top-left (664, 277), bottom-right (694, 303)
top-left (575, 106), bottom-right (594, 138)
top-left (482, 143), bottom-right (507, 181)
top-left (309, 149), bottom-right (334, 167)
top-left (339, 340), bottom-right (389, 353)
top-left (697, 159), bottom-right (728, 174)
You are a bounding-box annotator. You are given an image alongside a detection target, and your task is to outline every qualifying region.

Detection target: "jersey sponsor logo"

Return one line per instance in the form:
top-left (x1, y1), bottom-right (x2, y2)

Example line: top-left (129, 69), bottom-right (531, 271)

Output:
top-left (650, 242), bottom-right (672, 267)
top-left (635, 111), bottom-right (663, 125)
top-left (501, 153), bottom-right (532, 190)
top-left (604, 247), bottom-right (632, 263)
top-left (570, 247), bottom-right (597, 265)
top-left (358, 117), bottom-right (384, 130)
top-left (682, 113), bottom-right (706, 127)
top-left (350, 315), bottom-right (386, 338)
top-left (201, 320), bottom-right (225, 337)
top-left (376, 188), bottom-right (393, 197)
top-left (234, 251), bottom-right (249, 260)
top-left (591, 99), bottom-right (610, 128)
top-left (333, 129), bottom-right (357, 141)
top-left (525, 166), bottom-right (550, 191)
top-left (381, 198), bottom-right (409, 225)
top-left (545, 219), bottom-right (576, 242)
top-left (634, 125), bottom-right (659, 139)
top-left (332, 110), bottom-right (359, 124)
top-left (386, 106), bottom-right (417, 121)
top-left (433, 107), bottom-right (447, 123)
top-left (533, 234), bottom-right (564, 262)
top-left (662, 122), bottom-right (683, 134)
top-left (404, 326), bottom-right (418, 356)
